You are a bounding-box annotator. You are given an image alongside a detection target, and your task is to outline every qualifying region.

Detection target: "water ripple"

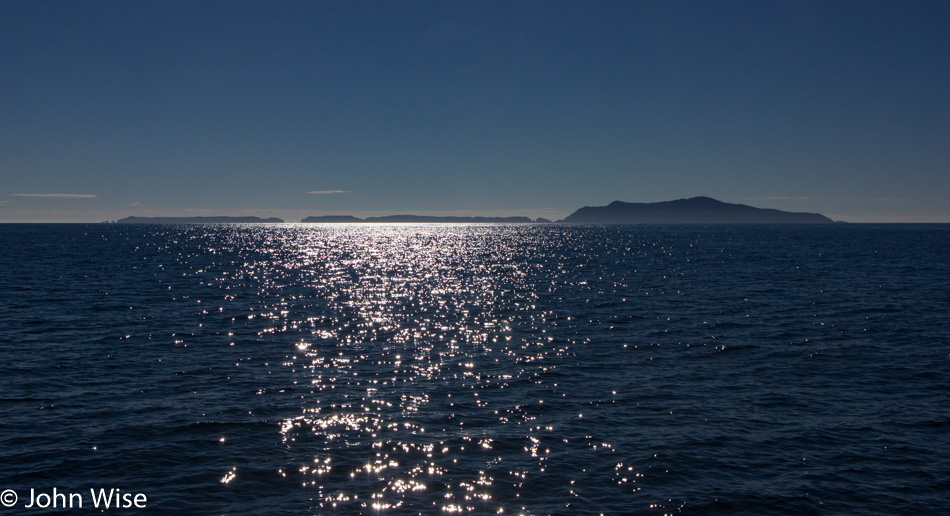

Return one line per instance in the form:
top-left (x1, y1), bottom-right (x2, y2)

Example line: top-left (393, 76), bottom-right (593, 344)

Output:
top-left (1, 223), bottom-right (948, 514)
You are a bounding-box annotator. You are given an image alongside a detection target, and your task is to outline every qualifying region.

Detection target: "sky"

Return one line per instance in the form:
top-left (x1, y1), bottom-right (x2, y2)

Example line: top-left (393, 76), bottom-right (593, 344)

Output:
top-left (1, 0), bottom-right (948, 223)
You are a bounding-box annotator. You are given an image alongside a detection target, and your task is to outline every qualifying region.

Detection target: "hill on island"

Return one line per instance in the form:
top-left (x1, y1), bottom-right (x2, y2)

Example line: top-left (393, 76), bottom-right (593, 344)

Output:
top-left (561, 197), bottom-right (833, 224)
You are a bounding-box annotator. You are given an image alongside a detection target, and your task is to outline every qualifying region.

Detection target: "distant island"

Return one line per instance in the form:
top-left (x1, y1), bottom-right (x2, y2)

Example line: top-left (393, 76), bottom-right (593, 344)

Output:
top-left (116, 216), bottom-right (284, 223)
top-left (560, 197), bottom-right (833, 224)
top-left (301, 215), bottom-right (540, 223)
top-left (111, 197), bottom-right (833, 225)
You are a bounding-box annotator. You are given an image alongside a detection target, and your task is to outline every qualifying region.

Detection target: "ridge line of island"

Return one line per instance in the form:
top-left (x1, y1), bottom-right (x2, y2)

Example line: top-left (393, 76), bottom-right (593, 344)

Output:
top-left (112, 197), bottom-right (837, 224)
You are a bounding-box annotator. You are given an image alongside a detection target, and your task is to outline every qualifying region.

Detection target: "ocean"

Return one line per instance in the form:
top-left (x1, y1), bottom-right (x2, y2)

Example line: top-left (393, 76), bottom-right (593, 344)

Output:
top-left (1, 223), bottom-right (947, 515)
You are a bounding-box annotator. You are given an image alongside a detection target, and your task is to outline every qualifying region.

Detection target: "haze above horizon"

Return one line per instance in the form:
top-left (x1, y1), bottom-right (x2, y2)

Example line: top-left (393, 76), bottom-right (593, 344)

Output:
top-left (2, 1), bottom-right (949, 223)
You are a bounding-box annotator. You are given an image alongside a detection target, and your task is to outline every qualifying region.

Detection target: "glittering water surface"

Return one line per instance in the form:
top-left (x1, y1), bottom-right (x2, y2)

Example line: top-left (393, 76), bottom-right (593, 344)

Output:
top-left (1, 224), bottom-right (948, 514)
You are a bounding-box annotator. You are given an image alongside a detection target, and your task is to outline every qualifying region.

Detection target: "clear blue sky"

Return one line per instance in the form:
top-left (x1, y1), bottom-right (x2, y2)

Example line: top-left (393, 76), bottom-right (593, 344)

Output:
top-left (2, 0), bottom-right (948, 222)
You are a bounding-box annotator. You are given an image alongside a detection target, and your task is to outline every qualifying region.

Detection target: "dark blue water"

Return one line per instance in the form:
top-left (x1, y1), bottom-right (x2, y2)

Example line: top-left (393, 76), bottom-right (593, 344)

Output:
top-left (1, 223), bottom-right (948, 515)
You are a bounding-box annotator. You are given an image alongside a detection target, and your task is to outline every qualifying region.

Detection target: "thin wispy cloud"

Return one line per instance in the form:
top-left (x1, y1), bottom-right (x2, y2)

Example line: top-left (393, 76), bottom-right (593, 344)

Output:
top-left (10, 193), bottom-right (97, 198)
top-left (308, 190), bottom-right (349, 195)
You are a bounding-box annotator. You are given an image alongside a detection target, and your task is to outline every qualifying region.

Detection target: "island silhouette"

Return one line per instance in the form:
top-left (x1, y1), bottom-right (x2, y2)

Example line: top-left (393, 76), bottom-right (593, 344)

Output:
top-left (560, 197), bottom-right (833, 224)
top-left (302, 197), bottom-right (832, 224)
top-left (112, 197), bottom-right (834, 224)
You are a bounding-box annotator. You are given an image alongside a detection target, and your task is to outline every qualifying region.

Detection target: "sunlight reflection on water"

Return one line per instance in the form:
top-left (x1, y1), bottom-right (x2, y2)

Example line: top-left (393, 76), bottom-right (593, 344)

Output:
top-left (260, 225), bottom-right (569, 512)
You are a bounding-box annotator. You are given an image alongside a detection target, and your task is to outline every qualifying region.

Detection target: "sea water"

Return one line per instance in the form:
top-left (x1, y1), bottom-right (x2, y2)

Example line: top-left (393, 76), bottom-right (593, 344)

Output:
top-left (1, 223), bottom-right (948, 514)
